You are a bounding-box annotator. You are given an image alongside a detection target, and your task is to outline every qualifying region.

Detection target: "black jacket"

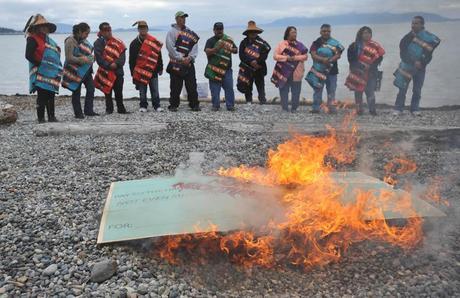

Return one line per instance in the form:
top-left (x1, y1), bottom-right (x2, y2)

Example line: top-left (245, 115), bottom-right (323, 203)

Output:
top-left (399, 32), bottom-right (433, 66)
top-left (94, 36), bottom-right (126, 76)
top-left (129, 36), bottom-right (163, 78)
top-left (347, 42), bottom-right (383, 76)
top-left (239, 37), bottom-right (271, 76)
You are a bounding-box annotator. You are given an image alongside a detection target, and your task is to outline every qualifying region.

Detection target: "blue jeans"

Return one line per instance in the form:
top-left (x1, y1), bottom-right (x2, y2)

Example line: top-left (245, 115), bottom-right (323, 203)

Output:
top-left (355, 73), bottom-right (377, 113)
top-left (280, 78), bottom-right (302, 112)
top-left (209, 69), bottom-right (235, 109)
top-left (312, 74), bottom-right (337, 112)
top-left (394, 68), bottom-right (426, 112)
top-left (71, 71), bottom-right (95, 116)
top-left (139, 77), bottom-right (160, 109)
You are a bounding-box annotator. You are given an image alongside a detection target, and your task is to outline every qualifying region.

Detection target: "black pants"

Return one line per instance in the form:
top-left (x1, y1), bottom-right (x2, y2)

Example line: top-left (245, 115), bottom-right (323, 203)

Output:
top-left (245, 73), bottom-right (266, 103)
top-left (169, 64), bottom-right (199, 109)
top-left (105, 75), bottom-right (126, 113)
top-left (72, 71), bottom-right (95, 116)
top-left (36, 87), bottom-right (56, 121)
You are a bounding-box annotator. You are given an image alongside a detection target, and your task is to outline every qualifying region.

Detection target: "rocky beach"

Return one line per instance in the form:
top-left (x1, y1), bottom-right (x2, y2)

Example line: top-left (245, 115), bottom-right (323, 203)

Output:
top-left (0, 94), bottom-right (459, 297)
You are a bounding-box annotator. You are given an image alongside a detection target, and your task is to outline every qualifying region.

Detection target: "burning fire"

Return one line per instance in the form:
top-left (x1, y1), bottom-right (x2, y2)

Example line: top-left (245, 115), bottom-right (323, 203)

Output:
top-left (383, 157), bottom-right (417, 186)
top-left (154, 114), bottom-right (440, 268)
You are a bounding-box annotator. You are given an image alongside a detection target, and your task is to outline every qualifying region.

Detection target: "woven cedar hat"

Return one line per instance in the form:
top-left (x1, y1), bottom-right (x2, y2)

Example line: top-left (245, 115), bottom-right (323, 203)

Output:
top-left (23, 14), bottom-right (57, 33)
top-left (243, 20), bottom-right (263, 35)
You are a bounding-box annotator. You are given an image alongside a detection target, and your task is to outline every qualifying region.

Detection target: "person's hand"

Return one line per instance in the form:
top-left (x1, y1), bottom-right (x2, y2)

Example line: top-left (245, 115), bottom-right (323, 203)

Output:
top-left (250, 60), bottom-right (259, 68)
top-left (110, 63), bottom-right (117, 70)
top-left (414, 61), bottom-right (423, 70)
top-left (84, 56), bottom-right (94, 64)
top-left (330, 54), bottom-right (341, 63)
top-left (183, 57), bottom-right (191, 65)
top-left (287, 56), bottom-right (295, 62)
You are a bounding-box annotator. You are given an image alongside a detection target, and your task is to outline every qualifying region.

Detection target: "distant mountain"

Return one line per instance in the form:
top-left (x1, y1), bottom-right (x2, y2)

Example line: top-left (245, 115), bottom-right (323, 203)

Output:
top-left (55, 23), bottom-right (74, 34)
top-left (55, 23), bottom-right (166, 34)
top-left (266, 12), bottom-right (457, 27)
top-left (0, 27), bottom-right (21, 35)
top-left (112, 27), bottom-right (166, 33)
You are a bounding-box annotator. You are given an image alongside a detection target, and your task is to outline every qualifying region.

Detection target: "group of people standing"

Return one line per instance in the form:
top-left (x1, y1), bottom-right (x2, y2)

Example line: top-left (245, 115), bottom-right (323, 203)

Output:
top-left (24, 12), bottom-right (440, 123)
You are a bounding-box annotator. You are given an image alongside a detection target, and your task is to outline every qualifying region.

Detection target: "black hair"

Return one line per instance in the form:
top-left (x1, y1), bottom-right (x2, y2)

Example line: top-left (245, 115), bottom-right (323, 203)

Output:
top-left (284, 26), bottom-right (297, 40)
top-left (355, 26), bottom-right (372, 44)
top-left (321, 24), bottom-right (331, 29)
top-left (99, 22), bottom-right (110, 31)
top-left (73, 22), bottom-right (90, 37)
top-left (413, 16), bottom-right (425, 25)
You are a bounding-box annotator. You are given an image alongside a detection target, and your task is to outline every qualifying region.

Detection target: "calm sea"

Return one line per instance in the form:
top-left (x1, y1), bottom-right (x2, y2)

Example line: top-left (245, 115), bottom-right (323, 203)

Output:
top-left (1, 21), bottom-right (459, 107)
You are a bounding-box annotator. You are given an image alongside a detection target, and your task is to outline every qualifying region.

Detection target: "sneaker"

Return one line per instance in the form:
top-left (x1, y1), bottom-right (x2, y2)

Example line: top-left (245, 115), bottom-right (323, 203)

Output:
top-left (212, 106), bottom-right (220, 112)
top-left (139, 107), bottom-right (148, 113)
top-left (191, 106), bottom-right (201, 112)
top-left (48, 117), bottom-right (59, 122)
top-left (227, 107), bottom-right (235, 112)
top-left (85, 112), bottom-right (100, 116)
top-left (168, 106), bottom-right (178, 112)
top-left (155, 107), bottom-right (164, 112)
top-left (392, 110), bottom-right (403, 116)
top-left (75, 114), bottom-right (85, 119)
top-left (411, 111), bottom-right (422, 116)
top-left (259, 99), bottom-right (267, 105)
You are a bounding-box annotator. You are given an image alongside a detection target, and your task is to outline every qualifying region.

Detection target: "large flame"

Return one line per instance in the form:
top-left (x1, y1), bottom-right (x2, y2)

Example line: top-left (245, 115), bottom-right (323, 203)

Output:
top-left (154, 114), bottom-right (431, 268)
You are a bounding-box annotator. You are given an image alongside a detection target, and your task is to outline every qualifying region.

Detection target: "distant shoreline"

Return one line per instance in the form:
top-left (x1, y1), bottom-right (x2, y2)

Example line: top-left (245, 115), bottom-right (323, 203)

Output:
top-left (2, 94), bottom-right (459, 111)
top-left (1, 17), bottom-right (459, 36)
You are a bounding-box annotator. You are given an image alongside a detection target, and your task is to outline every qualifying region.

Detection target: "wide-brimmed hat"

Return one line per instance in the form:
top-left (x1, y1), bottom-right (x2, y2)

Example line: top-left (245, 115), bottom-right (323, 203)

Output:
top-left (243, 20), bottom-right (263, 35)
top-left (132, 20), bottom-right (148, 28)
top-left (23, 14), bottom-right (57, 33)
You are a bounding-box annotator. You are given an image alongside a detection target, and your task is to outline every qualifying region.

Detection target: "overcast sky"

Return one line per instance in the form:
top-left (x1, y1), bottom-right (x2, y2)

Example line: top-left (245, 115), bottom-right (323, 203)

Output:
top-left (1, 0), bottom-right (459, 30)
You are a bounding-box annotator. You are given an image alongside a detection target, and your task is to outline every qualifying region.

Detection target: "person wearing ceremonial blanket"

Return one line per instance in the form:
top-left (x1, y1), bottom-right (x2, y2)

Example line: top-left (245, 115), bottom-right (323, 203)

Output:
top-left (346, 26), bottom-right (385, 116)
top-left (238, 21), bottom-right (271, 104)
top-left (204, 22), bottom-right (238, 111)
top-left (24, 14), bottom-right (62, 123)
top-left (94, 22), bottom-right (129, 114)
top-left (129, 20), bottom-right (164, 113)
top-left (272, 26), bottom-right (308, 113)
top-left (165, 11), bottom-right (201, 112)
top-left (307, 24), bottom-right (344, 114)
top-left (63, 22), bottom-right (98, 119)
top-left (393, 16), bottom-right (440, 116)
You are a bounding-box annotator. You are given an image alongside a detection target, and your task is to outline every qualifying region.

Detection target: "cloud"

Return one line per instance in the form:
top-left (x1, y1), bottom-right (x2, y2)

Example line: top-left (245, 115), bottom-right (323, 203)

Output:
top-left (1, 0), bottom-right (459, 30)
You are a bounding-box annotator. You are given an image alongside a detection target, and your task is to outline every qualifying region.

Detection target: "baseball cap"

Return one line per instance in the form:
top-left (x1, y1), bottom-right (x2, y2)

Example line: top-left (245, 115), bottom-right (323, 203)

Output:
top-left (175, 11), bottom-right (189, 18)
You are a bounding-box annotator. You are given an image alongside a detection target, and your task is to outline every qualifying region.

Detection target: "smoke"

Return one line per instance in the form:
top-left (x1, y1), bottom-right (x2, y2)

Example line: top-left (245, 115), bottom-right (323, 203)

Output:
top-left (356, 129), bottom-right (459, 262)
top-left (173, 152), bottom-right (286, 233)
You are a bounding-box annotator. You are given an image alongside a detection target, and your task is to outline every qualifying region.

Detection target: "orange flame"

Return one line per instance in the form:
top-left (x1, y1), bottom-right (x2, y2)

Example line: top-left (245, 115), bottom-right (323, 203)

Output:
top-left (155, 114), bottom-right (428, 268)
top-left (383, 157), bottom-right (417, 186)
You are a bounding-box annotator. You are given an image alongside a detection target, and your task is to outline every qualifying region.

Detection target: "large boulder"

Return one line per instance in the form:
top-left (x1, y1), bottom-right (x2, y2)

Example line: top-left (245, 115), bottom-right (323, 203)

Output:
top-left (90, 259), bottom-right (117, 283)
top-left (0, 103), bottom-right (18, 125)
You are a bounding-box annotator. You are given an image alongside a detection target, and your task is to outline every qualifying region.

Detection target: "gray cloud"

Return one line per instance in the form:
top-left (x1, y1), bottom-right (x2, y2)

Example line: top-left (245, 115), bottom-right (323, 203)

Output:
top-left (1, 0), bottom-right (459, 30)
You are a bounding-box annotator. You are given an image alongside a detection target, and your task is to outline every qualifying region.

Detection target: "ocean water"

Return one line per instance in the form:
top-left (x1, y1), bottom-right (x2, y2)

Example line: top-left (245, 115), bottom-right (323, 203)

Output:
top-left (1, 21), bottom-right (459, 107)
